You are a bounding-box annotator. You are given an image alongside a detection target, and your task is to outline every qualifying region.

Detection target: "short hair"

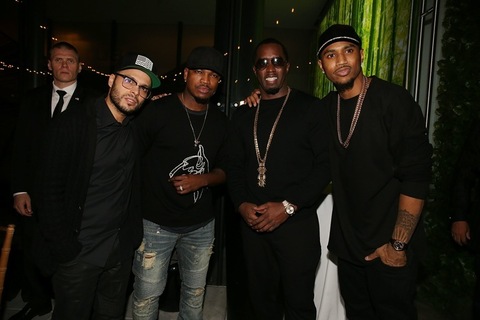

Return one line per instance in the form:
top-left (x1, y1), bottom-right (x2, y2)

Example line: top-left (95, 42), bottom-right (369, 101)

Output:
top-left (253, 38), bottom-right (289, 63)
top-left (48, 41), bottom-right (80, 61)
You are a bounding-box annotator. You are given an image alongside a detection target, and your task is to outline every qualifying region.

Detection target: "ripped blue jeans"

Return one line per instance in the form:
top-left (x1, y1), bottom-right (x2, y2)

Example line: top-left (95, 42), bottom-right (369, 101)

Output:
top-left (132, 219), bottom-right (214, 320)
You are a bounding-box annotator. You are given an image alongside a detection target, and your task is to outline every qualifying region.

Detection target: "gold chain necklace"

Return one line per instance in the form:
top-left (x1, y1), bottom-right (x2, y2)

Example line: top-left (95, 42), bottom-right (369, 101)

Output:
top-left (254, 87), bottom-right (291, 187)
top-left (336, 76), bottom-right (371, 148)
top-left (181, 93), bottom-right (209, 147)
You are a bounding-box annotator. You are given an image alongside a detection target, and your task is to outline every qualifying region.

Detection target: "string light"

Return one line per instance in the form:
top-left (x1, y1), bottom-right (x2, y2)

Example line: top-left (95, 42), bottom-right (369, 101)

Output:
top-left (1, 19), bottom-right (316, 88)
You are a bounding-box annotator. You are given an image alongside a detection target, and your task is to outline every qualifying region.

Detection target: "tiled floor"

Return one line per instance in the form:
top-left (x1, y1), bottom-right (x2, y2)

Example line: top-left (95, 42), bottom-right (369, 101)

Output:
top-left (1, 285), bottom-right (227, 320)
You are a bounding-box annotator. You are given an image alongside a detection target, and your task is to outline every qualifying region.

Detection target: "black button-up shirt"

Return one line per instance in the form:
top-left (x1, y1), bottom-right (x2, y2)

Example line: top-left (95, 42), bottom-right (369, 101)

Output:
top-left (78, 100), bottom-right (135, 267)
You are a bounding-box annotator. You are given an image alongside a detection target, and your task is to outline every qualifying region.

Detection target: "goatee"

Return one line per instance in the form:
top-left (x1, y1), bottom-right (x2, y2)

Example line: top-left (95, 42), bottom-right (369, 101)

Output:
top-left (194, 96), bottom-right (209, 104)
top-left (334, 79), bottom-right (355, 94)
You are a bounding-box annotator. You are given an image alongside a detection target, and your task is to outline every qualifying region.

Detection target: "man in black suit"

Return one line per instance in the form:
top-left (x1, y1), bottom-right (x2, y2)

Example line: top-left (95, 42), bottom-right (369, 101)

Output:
top-left (10, 41), bottom-right (98, 319)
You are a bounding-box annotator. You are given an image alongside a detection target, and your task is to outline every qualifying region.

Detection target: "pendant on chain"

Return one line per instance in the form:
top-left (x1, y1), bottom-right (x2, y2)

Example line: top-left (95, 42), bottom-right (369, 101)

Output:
top-left (253, 87), bottom-right (291, 188)
top-left (181, 92), bottom-right (208, 149)
top-left (257, 162), bottom-right (267, 187)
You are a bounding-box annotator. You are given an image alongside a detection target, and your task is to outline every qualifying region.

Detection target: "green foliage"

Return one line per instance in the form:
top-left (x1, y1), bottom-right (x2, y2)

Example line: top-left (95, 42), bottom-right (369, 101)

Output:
top-left (417, 0), bottom-right (480, 318)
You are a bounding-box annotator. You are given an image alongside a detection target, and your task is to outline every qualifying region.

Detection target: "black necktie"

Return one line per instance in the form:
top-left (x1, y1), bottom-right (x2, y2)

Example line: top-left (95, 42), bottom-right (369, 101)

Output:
top-left (53, 90), bottom-right (67, 118)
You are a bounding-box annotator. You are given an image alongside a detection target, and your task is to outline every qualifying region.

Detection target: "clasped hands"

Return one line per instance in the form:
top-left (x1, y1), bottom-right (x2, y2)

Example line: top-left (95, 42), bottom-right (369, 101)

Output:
top-left (239, 201), bottom-right (288, 233)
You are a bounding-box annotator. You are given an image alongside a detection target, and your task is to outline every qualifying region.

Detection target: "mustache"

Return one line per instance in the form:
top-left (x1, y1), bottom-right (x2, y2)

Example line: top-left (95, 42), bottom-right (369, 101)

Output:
top-left (335, 64), bottom-right (350, 71)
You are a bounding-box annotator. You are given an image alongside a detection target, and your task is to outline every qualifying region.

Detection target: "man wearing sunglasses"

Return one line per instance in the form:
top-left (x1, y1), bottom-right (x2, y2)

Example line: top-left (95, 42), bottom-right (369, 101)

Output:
top-left (227, 38), bottom-right (331, 319)
top-left (35, 52), bottom-right (160, 319)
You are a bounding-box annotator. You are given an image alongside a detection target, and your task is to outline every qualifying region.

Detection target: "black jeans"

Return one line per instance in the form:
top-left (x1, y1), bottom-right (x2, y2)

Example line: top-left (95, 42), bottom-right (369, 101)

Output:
top-left (51, 257), bottom-right (132, 320)
top-left (338, 255), bottom-right (418, 320)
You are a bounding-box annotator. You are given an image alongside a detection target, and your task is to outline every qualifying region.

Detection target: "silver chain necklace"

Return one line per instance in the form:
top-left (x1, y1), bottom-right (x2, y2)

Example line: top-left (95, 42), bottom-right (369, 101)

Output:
top-left (181, 93), bottom-right (209, 147)
top-left (336, 76), bottom-right (371, 148)
top-left (253, 87), bottom-right (291, 187)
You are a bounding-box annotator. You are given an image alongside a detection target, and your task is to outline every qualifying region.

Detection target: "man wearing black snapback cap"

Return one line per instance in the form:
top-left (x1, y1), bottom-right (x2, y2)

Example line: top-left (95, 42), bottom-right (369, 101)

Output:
top-left (132, 47), bottom-right (228, 319)
top-left (35, 52), bottom-right (160, 319)
top-left (317, 24), bottom-right (432, 319)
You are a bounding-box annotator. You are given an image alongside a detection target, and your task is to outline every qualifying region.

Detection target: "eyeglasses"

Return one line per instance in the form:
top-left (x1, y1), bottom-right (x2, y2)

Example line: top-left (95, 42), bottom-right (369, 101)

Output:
top-left (115, 73), bottom-right (152, 99)
top-left (254, 57), bottom-right (287, 70)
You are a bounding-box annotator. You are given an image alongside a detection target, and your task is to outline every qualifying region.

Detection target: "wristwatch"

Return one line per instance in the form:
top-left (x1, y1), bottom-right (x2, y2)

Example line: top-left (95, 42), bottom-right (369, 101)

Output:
top-left (282, 200), bottom-right (296, 216)
top-left (390, 238), bottom-right (408, 251)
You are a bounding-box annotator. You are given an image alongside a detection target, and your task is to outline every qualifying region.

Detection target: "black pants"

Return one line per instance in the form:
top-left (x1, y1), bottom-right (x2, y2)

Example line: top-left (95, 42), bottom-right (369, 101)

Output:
top-left (240, 211), bottom-right (321, 320)
top-left (338, 255), bottom-right (418, 320)
top-left (51, 257), bottom-right (132, 320)
top-left (20, 217), bottom-right (53, 312)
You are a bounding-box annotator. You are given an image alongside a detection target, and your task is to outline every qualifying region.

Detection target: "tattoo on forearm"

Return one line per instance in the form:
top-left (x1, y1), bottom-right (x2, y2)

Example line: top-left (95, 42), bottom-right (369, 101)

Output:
top-left (392, 209), bottom-right (420, 242)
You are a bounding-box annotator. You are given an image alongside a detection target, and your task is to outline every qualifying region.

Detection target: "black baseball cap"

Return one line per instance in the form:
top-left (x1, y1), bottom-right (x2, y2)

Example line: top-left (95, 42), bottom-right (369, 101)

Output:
top-left (116, 53), bottom-right (161, 88)
top-left (186, 47), bottom-right (224, 78)
top-left (317, 24), bottom-right (362, 58)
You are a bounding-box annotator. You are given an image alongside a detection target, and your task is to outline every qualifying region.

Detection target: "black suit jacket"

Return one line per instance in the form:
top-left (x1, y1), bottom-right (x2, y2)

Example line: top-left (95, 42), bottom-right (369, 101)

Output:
top-left (11, 82), bottom-right (99, 199)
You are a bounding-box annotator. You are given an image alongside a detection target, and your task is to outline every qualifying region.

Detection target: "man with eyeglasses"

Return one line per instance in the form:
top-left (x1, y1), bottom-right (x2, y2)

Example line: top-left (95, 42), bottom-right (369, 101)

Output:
top-left (227, 38), bottom-right (331, 320)
top-left (10, 41), bottom-right (99, 320)
top-left (131, 47), bottom-right (228, 320)
top-left (34, 52), bottom-right (160, 320)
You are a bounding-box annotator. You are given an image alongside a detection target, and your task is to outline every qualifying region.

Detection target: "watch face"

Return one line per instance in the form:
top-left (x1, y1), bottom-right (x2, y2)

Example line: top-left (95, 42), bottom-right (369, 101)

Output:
top-left (286, 206), bottom-right (295, 215)
top-left (282, 200), bottom-right (295, 216)
top-left (391, 240), bottom-right (406, 251)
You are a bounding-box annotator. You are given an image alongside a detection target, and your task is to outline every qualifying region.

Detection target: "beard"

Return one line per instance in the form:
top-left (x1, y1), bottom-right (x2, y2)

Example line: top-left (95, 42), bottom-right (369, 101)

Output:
top-left (109, 86), bottom-right (141, 116)
top-left (334, 78), bottom-right (355, 94)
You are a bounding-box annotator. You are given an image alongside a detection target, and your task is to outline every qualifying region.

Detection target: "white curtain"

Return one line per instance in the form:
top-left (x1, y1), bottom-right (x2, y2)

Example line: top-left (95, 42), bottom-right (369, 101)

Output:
top-left (314, 194), bottom-right (347, 320)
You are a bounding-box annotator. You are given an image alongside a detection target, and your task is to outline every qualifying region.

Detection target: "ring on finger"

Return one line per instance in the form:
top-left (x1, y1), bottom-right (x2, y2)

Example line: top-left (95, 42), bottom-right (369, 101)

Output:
top-left (179, 186), bottom-right (183, 191)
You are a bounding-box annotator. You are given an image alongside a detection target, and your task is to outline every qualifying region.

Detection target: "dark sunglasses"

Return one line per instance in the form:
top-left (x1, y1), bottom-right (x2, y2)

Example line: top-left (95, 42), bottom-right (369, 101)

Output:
top-left (254, 57), bottom-right (287, 70)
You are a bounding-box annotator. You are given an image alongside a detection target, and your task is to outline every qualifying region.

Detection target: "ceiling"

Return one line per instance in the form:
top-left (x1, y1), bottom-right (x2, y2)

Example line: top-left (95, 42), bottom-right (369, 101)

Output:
top-left (45, 0), bottom-right (327, 30)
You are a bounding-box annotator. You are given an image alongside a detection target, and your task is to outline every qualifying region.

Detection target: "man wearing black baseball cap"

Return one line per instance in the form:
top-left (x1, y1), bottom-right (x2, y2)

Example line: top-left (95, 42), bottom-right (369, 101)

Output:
top-left (316, 24), bottom-right (362, 58)
top-left (317, 24), bottom-right (432, 320)
top-left (132, 47), bottom-right (228, 319)
top-left (35, 52), bottom-right (160, 319)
